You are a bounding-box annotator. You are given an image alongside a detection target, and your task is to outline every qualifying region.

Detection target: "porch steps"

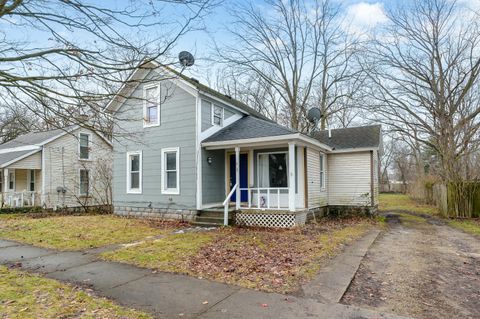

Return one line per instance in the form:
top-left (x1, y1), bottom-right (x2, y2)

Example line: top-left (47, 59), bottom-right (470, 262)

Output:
top-left (192, 207), bottom-right (236, 227)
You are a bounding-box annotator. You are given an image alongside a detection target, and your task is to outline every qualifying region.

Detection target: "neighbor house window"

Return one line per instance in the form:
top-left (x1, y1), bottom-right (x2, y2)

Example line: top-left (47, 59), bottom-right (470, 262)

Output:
top-left (143, 84), bottom-right (160, 127)
top-left (79, 169), bottom-right (89, 196)
top-left (8, 171), bottom-right (15, 191)
top-left (127, 151), bottom-right (142, 193)
top-left (320, 154), bottom-right (325, 189)
top-left (258, 152), bottom-right (288, 188)
top-left (212, 105), bottom-right (223, 126)
top-left (161, 147), bottom-right (179, 194)
top-left (79, 133), bottom-right (90, 160)
top-left (29, 170), bottom-right (35, 192)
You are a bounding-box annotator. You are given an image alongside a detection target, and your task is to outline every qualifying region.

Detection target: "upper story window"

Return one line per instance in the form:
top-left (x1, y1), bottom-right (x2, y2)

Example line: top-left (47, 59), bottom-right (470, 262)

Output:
top-left (79, 133), bottom-right (90, 160)
top-left (212, 104), bottom-right (224, 126)
top-left (320, 153), bottom-right (325, 189)
top-left (143, 84), bottom-right (160, 127)
top-left (127, 151), bottom-right (142, 194)
top-left (161, 147), bottom-right (180, 194)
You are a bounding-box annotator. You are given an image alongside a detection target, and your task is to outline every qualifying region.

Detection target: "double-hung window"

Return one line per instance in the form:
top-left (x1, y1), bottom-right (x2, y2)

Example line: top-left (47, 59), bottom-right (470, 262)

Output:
top-left (144, 84), bottom-right (160, 127)
top-left (127, 151), bottom-right (142, 194)
top-left (320, 154), bottom-right (325, 189)
top-left (161, 147), bottom-right (179, 194)
top-left (79, 133), bottom-right (90, 160)
top-left (8, 171), bottom-right (15, 191)
top-left (28, 170), bottom-right (35, 192)
top-left (212, 104), bottom-right (223, 126)
top-left (79, 169), bottom-right (89, 196)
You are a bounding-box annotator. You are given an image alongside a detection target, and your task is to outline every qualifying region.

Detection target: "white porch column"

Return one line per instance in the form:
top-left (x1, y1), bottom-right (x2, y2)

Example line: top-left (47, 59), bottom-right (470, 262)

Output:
top-left (235, 146), bottom-right (240, 210)
top-left (288, 142), bottom-right (296, 212)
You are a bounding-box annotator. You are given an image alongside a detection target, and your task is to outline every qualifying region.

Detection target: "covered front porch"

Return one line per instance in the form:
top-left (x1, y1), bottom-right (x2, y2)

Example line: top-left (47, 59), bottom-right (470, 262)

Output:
top-left (201, 130), bottom-right (331, 226)
top-left (1, 168), bottom-right (41, 207)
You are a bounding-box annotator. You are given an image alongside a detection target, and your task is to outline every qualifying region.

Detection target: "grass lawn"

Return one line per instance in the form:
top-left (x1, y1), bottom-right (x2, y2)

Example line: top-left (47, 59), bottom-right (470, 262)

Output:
top-left (0, 265), bottom-right (151, 318)
top-left (102, 217), bottom-right (378, 293)
top-left (0, 214), bottom-right (183, 250)
top-left (379, 193), bottom-right (438, 215)
top-left (448, 219), bottom-right (480, 237)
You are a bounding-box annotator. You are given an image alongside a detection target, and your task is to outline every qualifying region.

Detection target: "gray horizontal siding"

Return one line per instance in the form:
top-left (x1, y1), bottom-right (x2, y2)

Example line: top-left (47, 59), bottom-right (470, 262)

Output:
top-left (202, 149), bottom-right (225, 204)
top-left (113, 70), bottom-right (197, 210)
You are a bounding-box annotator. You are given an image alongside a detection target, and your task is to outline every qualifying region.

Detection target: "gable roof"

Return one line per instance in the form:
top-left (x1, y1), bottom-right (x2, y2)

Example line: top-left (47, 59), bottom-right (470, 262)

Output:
top-left (0, 125), bottom-right (112, 168)
top-left (0, 127), bottom-right (72, 151)
top-left (105, 60), bottom-right (269, 121)
top-left (165, 67), bottom-right (268, 120)
top-left (0, 149), bottom-right (40, 167)
top-left (312, 125), bottom-right (382, 150)
top-left (203, 116), bottom-right (296, 143)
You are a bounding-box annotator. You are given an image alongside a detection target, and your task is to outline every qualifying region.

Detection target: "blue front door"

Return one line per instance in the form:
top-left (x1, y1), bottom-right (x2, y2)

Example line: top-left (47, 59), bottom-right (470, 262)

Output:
top-left (230, 153), bottom-right (248, 202)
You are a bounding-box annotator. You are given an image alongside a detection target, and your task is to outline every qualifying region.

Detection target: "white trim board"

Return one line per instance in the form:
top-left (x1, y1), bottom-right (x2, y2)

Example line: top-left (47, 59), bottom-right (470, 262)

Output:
top-left (202, 133), bottom-right (332, 152)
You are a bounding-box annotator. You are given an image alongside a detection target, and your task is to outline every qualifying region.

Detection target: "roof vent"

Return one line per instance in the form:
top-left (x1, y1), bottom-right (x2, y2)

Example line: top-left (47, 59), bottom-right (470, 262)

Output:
top-left (190, 77), bottom-right (199, 83)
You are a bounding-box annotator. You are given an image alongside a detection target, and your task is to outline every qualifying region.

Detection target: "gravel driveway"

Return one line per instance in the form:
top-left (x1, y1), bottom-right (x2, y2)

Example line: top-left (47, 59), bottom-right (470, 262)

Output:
top-left (342, 212), bottom-right (480, 319)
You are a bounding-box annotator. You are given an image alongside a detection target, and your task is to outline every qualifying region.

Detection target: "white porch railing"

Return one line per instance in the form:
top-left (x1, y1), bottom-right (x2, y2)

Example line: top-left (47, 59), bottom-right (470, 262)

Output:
top-left (240, 187), bottom-right (289, 210)
top-left (4, 191), bottom-right (37, 207)
top-left (222, 183), bottom-right (238, 226)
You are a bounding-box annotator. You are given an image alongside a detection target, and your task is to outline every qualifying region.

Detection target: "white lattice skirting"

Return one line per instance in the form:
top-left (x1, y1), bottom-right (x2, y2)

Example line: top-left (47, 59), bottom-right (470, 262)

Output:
top-left (235, 211), bottom-right (307, 228)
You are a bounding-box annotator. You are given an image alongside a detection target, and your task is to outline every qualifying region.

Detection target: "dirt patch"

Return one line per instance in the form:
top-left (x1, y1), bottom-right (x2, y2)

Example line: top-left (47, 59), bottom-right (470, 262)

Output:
top-left (342, 212), bottom-right (480, 319)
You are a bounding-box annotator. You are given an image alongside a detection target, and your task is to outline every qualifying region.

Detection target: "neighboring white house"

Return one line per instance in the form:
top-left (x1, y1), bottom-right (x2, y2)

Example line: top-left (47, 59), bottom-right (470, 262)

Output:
top-left (106, 61), bottom-right (382, 228)
top-left (0, 126), bottom-right (112, 209)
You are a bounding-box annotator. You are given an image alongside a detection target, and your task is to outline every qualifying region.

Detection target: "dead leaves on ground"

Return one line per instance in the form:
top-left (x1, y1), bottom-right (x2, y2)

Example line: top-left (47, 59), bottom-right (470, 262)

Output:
top-left (187, 217), bottom-right (375, 293)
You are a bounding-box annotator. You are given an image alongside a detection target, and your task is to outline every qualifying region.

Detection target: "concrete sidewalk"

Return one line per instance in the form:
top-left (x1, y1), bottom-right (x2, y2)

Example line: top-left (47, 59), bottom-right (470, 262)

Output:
top-left (0, 238), bottom-right (408, 319)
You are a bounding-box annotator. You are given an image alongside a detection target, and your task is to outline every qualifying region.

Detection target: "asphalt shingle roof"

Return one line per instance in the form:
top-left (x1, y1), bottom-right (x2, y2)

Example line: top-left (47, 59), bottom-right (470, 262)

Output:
top-left (204, 116), bottom-right (296, 142)
top-left (0, 127), bottom-right (68, 150)
top-left (313, 125), bottom-right (381, 150)
top-left (0, 150), bottom-right (39, 166)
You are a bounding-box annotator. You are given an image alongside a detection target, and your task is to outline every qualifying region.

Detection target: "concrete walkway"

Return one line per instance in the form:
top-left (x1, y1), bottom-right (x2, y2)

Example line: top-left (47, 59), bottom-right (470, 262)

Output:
top-left (0, 237), bottom-right (408, 319)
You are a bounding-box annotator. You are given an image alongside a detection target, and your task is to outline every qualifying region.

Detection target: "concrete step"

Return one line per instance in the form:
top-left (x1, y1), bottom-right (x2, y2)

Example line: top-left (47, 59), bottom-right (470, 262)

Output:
top-left (198, 210), bottom-right (235, 218)
top-left (194, 215), bottom-right (234, 225)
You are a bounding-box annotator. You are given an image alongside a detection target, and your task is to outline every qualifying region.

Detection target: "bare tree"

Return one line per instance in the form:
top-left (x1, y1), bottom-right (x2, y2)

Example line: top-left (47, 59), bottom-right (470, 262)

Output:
top-left (364, 0), bottom-right (480, 183)
top-left (0, 104), bottom-right (36, 143)
top-left (214, 0), bottom-right (362, 131)
top-left (0, 0), bottom-right (216, 136)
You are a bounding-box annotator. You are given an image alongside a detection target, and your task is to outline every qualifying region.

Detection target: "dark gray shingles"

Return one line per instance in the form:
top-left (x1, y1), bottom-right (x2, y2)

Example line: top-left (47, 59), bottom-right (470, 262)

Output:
top-left (0, 150), bottom-right (39, 166)
top-left (203, 116), bottom-right (296, 142)
top-left (313, 125), bottom-right (381, 150)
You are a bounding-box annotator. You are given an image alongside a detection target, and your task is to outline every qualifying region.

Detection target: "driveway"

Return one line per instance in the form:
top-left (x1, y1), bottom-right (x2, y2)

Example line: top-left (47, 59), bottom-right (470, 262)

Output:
top-left (342, 212), bottom-right (480, 319)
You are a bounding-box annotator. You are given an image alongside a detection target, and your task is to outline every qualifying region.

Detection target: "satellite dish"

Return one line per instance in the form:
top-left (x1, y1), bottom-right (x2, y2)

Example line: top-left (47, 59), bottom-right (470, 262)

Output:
top-left (307, 107), bottom-right (322, 123)
top-left (178, 51), bottom-right (195, 67)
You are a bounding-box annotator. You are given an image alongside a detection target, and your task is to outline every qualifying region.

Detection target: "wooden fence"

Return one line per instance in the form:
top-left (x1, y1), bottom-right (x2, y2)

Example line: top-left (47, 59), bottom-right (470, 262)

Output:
top-left (432, 183), bottom-right (480, 218)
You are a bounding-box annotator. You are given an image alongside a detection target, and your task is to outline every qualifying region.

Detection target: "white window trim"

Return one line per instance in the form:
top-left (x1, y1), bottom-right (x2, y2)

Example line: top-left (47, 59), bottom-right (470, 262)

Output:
top-left (256, 151), bottom-right (289, 188)
top-left (143, 83), bottom-right (161, 128)
top-left (320, 153), bottom-right (326, 190)
top-left (211, 104), bottom-right (224, 127)
top-left (8, 170), bottom-right (15, 191)
top-left (161, 147), bottom-right (180, 195)
top-left (78, 168), bottom-right (90, 196)
top-left (78, 132), bottom-right (92, 161)
top-left (126, 151), bottom-right (142, 194)
top-left (27, 169), bottom-right (35, 192)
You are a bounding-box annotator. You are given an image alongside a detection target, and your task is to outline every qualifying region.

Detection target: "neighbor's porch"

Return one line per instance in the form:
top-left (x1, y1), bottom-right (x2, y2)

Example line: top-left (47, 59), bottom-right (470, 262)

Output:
top-left (1, 168), bottom-right (41, 207)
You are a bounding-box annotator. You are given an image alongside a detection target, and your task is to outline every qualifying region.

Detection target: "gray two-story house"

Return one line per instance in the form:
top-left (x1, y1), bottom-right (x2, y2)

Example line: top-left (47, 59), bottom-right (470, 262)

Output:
top-left (106, 61), bottom-right (381, 228)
